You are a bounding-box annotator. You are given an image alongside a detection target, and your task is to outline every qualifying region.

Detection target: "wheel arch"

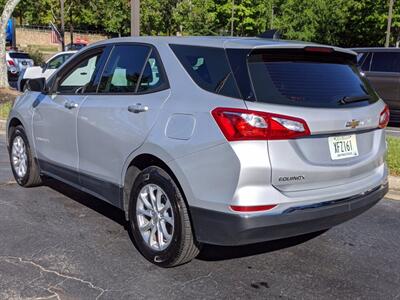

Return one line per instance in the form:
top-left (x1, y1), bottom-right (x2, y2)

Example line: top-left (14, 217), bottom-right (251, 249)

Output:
top-left (7, 117), bottom-right (24, 149)
top-left (122, 152), bottom-right (194, 228)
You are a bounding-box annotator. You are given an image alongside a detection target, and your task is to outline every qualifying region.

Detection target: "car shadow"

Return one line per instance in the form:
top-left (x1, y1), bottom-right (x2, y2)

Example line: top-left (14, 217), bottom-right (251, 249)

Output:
top-left (44, 178), bottom-right (128, 228)
top-left (44, 178), bottom-right (327, 261)
top-left (197, 230), bottom-right (327, 261)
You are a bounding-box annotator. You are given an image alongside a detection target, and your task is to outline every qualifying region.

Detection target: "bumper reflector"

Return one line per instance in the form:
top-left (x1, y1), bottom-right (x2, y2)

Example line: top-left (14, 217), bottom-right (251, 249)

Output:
top-left (230, 205), bottom-right (277, 212)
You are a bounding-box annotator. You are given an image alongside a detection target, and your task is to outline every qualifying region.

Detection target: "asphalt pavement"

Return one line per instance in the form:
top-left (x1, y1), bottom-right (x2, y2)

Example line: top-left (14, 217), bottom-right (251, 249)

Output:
top-left (0, 133), bottom-right (400, 299)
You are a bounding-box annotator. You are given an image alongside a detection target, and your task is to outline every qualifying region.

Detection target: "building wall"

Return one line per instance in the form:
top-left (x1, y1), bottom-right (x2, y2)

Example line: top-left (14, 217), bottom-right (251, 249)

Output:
top-left (16, 27), bottom-right (108, 50)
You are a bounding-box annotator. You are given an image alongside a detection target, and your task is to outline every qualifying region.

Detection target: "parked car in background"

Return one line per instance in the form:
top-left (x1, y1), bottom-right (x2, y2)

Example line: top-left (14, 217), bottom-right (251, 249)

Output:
top-left (17, 50), bottom-right (77, 91)
top-left (7, 37), bottom-right (388, 267)
top-left (6, 51), bottom-right (34, 81)
top-left (353, 48), bottom-right (400, 125)
top-left (65, 42), bottom-right (87, 51)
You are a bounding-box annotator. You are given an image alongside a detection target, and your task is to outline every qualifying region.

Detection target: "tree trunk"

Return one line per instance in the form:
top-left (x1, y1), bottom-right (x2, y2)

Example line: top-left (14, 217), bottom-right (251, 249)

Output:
top-left (0, 0), bottom-right (21, 89)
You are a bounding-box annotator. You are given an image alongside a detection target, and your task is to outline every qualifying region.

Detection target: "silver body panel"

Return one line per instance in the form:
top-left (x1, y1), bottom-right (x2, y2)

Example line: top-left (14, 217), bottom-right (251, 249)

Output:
top-left (7, 36), bottom-right (388, 245)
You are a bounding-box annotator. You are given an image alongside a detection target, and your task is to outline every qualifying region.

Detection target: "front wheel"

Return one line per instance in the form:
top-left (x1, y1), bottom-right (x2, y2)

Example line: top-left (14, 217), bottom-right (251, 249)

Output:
top-left (9, 125), bottom-right (42, 187)
top-left (128, 166), bottom-right (200, 267)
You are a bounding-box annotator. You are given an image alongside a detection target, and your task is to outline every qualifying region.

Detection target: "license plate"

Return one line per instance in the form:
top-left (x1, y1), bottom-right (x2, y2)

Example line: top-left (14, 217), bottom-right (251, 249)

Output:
top-left (328, 135), bottom-right (359, 160)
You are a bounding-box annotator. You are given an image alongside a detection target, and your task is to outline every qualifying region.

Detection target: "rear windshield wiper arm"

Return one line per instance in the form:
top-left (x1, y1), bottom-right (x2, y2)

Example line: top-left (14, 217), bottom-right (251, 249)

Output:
top-left (338, 95), bottom-right (371, 105)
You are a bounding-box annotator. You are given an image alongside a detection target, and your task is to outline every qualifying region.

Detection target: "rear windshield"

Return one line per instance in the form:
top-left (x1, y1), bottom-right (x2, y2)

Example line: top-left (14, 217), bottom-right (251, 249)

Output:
top-left (9, 52), bottom-right (31, 59)
top-left (171, 45), bottom-right (378, 108)
top-left (246, 49), bottom-right (378, 108)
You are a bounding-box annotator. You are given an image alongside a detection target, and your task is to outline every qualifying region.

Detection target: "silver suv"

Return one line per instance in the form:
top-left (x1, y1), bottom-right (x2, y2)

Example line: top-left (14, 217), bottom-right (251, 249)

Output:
top-left (6, 37), bottom-right (389, 267)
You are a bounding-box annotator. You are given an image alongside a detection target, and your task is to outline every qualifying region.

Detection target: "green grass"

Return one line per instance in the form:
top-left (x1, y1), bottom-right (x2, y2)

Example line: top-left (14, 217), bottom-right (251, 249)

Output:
top-left (387, 136), bottom-right (400, 176)
top-left (0, 101), bottom-right (12, 120)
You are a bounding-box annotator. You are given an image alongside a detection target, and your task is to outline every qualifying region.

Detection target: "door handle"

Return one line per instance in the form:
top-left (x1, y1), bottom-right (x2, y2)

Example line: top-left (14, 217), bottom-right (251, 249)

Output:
top-left (64, 101), bottom-right (78, 109)
top-left (128, 103), bottom-right (149, 114)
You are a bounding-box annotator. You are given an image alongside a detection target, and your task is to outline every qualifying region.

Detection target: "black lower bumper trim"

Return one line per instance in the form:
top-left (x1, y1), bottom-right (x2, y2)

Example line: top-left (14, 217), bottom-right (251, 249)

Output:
top-left (190, 183), bottom-right (388, 246)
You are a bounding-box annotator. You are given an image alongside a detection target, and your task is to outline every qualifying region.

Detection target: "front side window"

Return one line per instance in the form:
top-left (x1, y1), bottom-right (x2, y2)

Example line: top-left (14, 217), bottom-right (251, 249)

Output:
top-left (57, 51), bottom-right (102, 93)
top-left (370, 52), bottom-right (400, 73)
top-left (98, 45), bottom-right (150, 93)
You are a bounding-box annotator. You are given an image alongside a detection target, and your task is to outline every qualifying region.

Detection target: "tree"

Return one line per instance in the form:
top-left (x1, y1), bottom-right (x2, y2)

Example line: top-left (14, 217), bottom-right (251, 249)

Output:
top-left (173, 0), bottom-right (218, 35)
top-left (273, 0), bottom-right (350, 45)
top-left (0, 0), bottom-right (20, 88)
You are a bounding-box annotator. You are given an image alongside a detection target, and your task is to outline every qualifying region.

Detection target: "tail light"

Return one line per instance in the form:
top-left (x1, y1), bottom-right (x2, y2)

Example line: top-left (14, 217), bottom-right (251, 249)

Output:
top-left (230, 204), bottom-right (277, 212)
top-left (211, 107), bottom-right (310, 141)
top-left (7, 60), bottom-right (15, 66)
top-left (379, 105), bottom-right (390, 129)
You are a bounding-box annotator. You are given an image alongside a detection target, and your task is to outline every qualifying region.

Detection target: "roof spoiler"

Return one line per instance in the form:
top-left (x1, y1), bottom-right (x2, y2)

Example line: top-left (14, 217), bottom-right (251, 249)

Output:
top-left (257, 29), bottom-right (281, 40)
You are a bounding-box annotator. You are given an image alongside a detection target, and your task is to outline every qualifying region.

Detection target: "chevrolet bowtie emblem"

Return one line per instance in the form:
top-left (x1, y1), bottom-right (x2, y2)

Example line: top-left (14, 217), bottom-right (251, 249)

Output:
top-left (346, 119), bottom-right (361, 129)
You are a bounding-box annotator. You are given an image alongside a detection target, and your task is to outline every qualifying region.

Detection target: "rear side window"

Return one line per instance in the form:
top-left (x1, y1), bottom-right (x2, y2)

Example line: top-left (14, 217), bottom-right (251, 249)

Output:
top-left (98, 45), bottom-right (150, 93)
top-left (245, 49), bottom-right (378, 108)
top-left (9, 52), bottom-right (30, 59)
top-left (137, 51), bottom-right (168, 93)
top-left (370, 52), bottom-right (400, 73)
top-left (170, 44), bottom-right (241, 99)
top-left (98, 45), bottom-right (168, 94)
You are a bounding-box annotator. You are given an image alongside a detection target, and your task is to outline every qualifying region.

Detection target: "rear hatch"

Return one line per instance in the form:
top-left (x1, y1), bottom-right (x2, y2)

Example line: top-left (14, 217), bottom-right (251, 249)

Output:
top-left (9, 52), bottom-right (34, 71)
top-left (226, 46), bottom-right (387, 192)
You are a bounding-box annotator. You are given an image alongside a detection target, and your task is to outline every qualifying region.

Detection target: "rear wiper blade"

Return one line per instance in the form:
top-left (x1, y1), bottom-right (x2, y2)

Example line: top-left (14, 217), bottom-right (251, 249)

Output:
top-left (338, 95), bottom-right (371, 105)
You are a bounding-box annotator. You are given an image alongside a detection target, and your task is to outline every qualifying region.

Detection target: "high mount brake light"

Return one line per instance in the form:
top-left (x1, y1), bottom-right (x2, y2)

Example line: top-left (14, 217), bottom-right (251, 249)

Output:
top-left (379, 105), bottom-right (390, 129)
top-left (304, 46), bottom-right (334, 53)
top-left (211, 107), bottom-right (311, 141)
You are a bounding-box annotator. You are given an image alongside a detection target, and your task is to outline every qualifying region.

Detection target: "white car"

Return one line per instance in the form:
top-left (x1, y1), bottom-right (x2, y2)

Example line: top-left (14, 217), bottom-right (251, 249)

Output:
top-left (18, 50), bottom-right (77, 91)
top-left (6, 51), bottom-right (34, 80)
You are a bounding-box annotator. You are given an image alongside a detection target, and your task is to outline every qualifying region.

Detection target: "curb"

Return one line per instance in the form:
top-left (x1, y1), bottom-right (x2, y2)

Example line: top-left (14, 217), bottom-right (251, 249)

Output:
top-left (0, 119), bottom-right (5, 133)
top-left (389, 175), bottom-right (400, 190)
top-left (388, 176), bottom-right (400, 201)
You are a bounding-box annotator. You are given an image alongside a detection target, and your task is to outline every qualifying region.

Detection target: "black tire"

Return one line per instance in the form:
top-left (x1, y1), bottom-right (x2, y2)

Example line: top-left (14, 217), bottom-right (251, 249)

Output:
top-left (128, 166), bottom-right (200, 267)
top-left (9, 125), bottom-right (42, 187)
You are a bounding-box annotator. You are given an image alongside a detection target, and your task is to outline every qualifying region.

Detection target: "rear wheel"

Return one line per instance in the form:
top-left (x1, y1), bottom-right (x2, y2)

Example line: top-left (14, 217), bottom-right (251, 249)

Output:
top-left (128, 166), bottom-right (200, 267)
top-left (9, 125), bottom-right (42, 187)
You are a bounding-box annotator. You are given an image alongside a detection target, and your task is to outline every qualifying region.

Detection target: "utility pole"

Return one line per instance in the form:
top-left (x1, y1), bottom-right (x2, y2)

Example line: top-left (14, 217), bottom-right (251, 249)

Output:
top-left (60, 0), bottom-right (65, 50)
top-left (230, 0), bottom-right (234, 36)
top-left (131, 0), bottom-right (140, 36)
top-left (69, 6), bottom-right (73, 46)
top-left (385, 0), bottom-right (395, 47)
top-left (270, 3), bottom-right (274, 29)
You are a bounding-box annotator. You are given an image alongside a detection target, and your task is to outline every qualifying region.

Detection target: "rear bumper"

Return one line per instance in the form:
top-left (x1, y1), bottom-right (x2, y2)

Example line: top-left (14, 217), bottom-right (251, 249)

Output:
top-left (190, 183), bottom-right (388, 246)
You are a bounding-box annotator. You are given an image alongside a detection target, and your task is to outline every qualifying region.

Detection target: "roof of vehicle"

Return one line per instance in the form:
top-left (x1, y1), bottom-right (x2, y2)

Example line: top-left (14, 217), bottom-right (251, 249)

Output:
top-left (89, 36), bottom-right (356, 56)
top-left (352, 47), bottom-right (400, 52)
top-left (53, 50), bottom-right (78, 55)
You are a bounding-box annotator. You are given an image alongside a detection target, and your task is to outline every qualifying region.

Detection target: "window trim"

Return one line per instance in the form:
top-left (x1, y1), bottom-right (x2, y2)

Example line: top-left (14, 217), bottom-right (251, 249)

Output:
top-left (95, 42), bottom-right (170, 95)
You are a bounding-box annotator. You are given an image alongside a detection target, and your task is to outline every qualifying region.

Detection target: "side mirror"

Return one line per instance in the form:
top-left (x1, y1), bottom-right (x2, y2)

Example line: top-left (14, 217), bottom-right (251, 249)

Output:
top-left (26, 78), bottom-right (46, 93)
top-left (41, 63), bottom-right (47, 72)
